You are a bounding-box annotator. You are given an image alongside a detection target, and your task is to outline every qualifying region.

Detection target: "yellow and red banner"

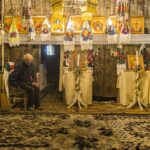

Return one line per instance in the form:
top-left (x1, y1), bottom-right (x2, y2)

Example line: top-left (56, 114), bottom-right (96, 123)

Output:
top-left (86, 0), bottom-right (98, 15)
top-left (50, 0), bottom-right (63, 15)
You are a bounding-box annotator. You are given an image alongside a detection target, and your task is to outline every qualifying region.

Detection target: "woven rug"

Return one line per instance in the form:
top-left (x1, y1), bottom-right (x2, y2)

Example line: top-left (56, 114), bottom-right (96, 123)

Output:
top-left (0, 114), bottom-right (150, 150)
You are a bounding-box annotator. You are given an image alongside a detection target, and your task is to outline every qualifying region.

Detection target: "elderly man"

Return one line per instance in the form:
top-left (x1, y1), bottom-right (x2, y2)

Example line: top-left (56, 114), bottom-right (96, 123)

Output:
top-left (9, 53), bottom-right (42, 110)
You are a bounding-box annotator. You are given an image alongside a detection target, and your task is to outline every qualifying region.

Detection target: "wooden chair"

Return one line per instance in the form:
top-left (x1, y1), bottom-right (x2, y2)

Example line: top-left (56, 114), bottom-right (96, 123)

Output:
top-left (3, 67), bottom-right (28, 110)
top-left (9, 85), bottom-right (28, 110)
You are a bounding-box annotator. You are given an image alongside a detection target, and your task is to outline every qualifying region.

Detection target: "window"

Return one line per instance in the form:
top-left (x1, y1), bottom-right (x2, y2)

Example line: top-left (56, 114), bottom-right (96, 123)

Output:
top-left (46, 45), bottom-right (55, 56)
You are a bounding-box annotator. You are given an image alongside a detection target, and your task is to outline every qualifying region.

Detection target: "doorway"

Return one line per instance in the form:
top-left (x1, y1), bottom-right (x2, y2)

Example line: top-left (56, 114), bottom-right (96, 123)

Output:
top-left (41, 45), bottom-right (60, 94)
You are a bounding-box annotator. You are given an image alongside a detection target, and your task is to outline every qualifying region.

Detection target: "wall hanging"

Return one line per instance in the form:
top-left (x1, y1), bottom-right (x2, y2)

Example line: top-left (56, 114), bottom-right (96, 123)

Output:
top-left (64, 17), bottom-right (75, 51)
top-left (40, 17), bottom-right (51, 41)
top-left (8, 18), bottom-right (20, 46)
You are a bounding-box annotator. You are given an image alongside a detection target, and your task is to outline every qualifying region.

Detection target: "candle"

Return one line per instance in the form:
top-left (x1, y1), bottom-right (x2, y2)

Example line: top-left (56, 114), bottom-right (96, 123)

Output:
top-left (136, 50), bottom-right (139, 66)
top-left (66, 58), bottom-right (68, 66)
top-left (77, 54), bottom-right (80, 67)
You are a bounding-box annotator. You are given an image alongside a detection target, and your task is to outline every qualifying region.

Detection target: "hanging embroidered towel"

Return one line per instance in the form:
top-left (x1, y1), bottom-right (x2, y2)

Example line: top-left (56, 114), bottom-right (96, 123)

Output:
top-left (64, 17), bottom-right (75, 51)
top-left (119, 22), bottom-right (131, 43)
top-left (80, 21), bottom-right (93, 51)
top-left (8, 18), bottom-right (20, 47)
top-left (107, 17), bottom-right (118, 43)
top-left (28, 18), bottom-right (36, 40)
top-left (116, 0), bottom-right (129, 21)
top-left (41, 17), bottom-right (51, 41)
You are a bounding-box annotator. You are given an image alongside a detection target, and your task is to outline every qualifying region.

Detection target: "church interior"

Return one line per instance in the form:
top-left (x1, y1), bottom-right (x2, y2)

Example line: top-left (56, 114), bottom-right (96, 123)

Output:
top-left (0, 0), bottom-right (150, 149)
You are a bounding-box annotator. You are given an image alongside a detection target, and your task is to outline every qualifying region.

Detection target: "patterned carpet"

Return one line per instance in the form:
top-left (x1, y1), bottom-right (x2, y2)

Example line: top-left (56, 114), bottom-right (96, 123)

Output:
top-left (1, 91), bottom-right (150, 149)
top-left (0, 114), bottom-right (150, 150)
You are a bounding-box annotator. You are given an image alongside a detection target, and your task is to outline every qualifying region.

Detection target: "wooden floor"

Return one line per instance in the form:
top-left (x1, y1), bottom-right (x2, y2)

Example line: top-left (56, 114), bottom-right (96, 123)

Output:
top-left (1, 90), bottom-right (150, 114)
top-left (41, 91), bottom-right (150, 114)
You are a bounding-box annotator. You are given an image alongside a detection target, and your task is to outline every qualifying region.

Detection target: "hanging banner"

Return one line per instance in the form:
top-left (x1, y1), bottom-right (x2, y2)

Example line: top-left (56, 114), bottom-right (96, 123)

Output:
top-left (82, 12), bottom-right (93, 21)
top-left (32, 16), bottom-right (45, 34)
top-left (28, 18), bottom-right (36, 40)
top-left (119, 22), bottom-right (131, 43)
top-left (116, 0), bottom-right (129, 20)
top-left (107, 17), bottom-right (118, 43)
top-left (111, 0), bottom-right (117, 15)
top-left (4, 16), bottom-right (28, 34)
top-left (86, 0), bottom-right (98, 15)
top-left (50, 0), bottom-right (63, 15)
top-left (40, 17), bottom-right (51, 41)
top-left (50, 16), bottom-right (66, 34)
top-left (8, 18), bottom-right (20, 47)
top-left (64, 17), bottom-right (75, 51)
top-left (80, 21), bottom-right (93, 50)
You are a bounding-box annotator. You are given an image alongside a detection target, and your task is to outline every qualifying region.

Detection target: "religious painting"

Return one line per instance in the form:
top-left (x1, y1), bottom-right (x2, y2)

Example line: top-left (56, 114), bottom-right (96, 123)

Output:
top-left (131, 16), bottom-right (144, 34)
top-left (91, 16), bottom-right (106, 34)
top-left (4, 16), bottom-right (28, 34)
top-left (120, 23), bottom-right (131, 34)
top-left (127, 55), bottom-right (144, 71)
top-left (110, 16), bottom-right (124, 34)
top-left (32, 16), bottom-right (45, 34)
top-left (50, 16), bottom-right (66, 34)
top-left (70, 16), bottom-right (83, 34)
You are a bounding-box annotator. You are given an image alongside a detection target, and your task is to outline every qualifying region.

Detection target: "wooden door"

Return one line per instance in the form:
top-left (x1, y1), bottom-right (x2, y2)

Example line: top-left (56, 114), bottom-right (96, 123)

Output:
top-left (93, 46), bottom-right (104, 96)
top-left (93, 45), bottom-right (117, 97)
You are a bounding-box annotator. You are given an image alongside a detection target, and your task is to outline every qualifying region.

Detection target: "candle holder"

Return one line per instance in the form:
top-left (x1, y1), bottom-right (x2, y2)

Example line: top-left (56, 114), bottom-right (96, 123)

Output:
top-left (127, 65), bottom-right (147, 110)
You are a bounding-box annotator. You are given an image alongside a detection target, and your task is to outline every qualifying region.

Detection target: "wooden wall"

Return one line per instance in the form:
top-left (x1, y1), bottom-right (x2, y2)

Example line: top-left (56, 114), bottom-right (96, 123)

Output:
top-left (4, 44), bottom-right (40, 72)
top-left (4, 0), bottom-right (51, 16)
top-left (3, 0), bottom-right (150, 31)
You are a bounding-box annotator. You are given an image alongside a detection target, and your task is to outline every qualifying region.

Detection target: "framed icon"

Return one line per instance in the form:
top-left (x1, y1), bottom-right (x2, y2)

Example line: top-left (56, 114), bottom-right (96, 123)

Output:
top-left (131, 16), bottom-right (144, 34)
top-left (70, 16), bottom-right (83, 34)
top-left (32, 16), bottom-right (45, 34)
top-left (127, 55), bottom-right (144, 71)
top-left (50, 16), bottom-right (66, 34)
top-left (4, 16), bottom-right (28, 34)
top-left (91, 16), bottom-right (106, 34)
top-left (109, 16), bottom-right (124, 34)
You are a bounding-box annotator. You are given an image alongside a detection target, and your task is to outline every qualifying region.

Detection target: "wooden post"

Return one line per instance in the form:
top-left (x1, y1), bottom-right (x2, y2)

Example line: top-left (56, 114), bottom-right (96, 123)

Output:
top-left (0, 0), bottom-right (11, 109)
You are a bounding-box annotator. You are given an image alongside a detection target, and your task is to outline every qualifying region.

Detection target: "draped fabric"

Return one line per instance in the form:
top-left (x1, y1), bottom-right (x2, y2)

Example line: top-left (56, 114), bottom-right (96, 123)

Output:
top-left (117, 71), bottom-right (150, 106)
top-left (63, 70), bottom-right (93, 105)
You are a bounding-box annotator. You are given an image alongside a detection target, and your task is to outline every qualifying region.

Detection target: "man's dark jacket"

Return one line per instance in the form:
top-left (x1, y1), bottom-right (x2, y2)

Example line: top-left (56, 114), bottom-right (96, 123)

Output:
top-left (9, 61), bottom-right (36, 87)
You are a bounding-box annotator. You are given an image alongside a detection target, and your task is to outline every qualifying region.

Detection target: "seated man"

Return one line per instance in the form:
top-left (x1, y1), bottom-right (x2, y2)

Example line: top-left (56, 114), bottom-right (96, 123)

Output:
top-left (9, 53), bottom-right (42, 110)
